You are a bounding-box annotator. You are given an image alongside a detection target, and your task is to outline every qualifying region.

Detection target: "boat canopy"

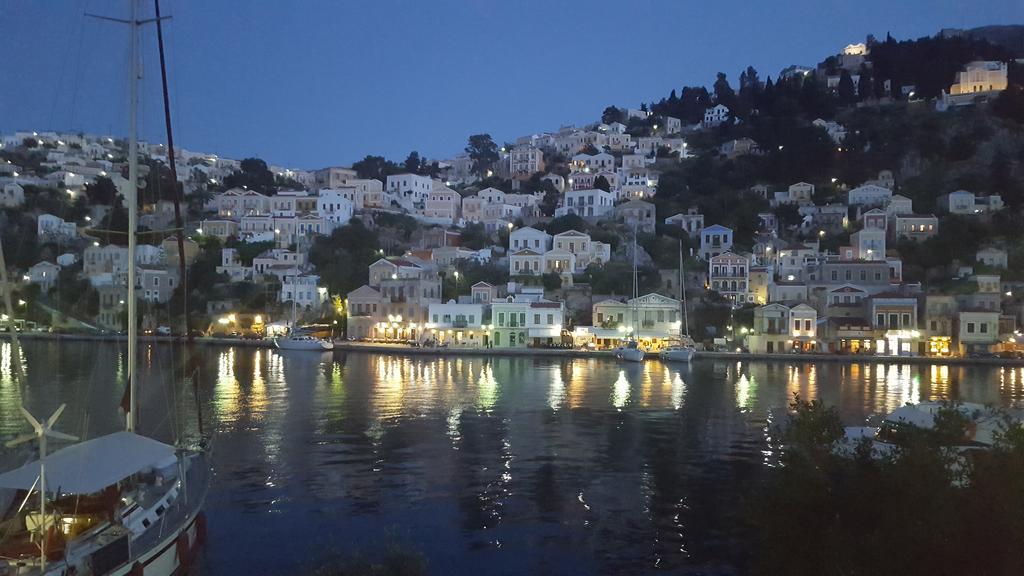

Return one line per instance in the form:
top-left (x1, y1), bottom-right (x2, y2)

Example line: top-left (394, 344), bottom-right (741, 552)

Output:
top-left (0, 431), bottom-right (177, 494)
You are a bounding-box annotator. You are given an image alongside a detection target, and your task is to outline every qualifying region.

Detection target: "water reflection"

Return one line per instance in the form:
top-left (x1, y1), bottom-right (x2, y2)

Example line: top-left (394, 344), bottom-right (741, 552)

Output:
top-left (4, 343), bottom-right (1024, 574)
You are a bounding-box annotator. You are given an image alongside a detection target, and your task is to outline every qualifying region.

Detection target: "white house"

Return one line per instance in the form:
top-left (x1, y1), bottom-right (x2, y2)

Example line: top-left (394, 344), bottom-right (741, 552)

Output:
top-left (510, 249), bottom-right (543, 276)
top-left (944, 190), bottom-right (976, 214)
top-left (385, 173), bottom-right (434, 209)
top-left (708, 251), bottom-right (750, 305)
top-left (850, 228), bottom-right (886, 260)
top-left (280, 274), bottom-right (328, 309)
top-left (847, 184), bottom-right (892, 207)
top-left (490, 297), bottom-right (564, 348)
top-left (552, 230), bottom-right (610, 270)
top-left (510, 227), bottom-right (552, 253)
top-left (422, 188), bottom-right (461, 224)
top-left (555, 188), bottom-right (614, 218)
top-left (37, 214), bottom-right (77, 240)
top-left (665, 208), bottom-right (704, 237)
top-left (215, 248), bottom-right (252, 282)
top-left (428, 301), bottom-right (484, 329)
top-left (316, 189), bottom-right (355, 229)
top-left (702, 104), bottom-right (730, 127)
top-left (25, 261), bottom-right (61, 291)
top-left (886, 194), bottom-right (913, 216)
top-left (1, 183), bottom-right (24, 207)
top-left (977, 246), bottom-right (1008, 269)
top-left (209, 188), bottom-right (269, 217)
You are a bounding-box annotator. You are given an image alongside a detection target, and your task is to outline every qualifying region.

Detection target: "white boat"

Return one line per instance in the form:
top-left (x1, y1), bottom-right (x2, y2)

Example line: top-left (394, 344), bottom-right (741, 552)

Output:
top-left (614, 341), bottom-right (645, 362)
top-left (276, 334), bottom-right (334, 351)
top-left (659, 345), bottom-right (695, 363)
top-left (837, 401), bottom-right (1024, 458)
top-left (0, 4), bottom-right (209, 573)
top-left (0, 430), bottom-right (208, 576)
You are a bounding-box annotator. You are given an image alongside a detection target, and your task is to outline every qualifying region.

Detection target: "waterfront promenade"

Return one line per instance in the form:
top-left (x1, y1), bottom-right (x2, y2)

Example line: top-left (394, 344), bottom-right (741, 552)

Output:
top-left (6, 331), bottom-right (1024, 366)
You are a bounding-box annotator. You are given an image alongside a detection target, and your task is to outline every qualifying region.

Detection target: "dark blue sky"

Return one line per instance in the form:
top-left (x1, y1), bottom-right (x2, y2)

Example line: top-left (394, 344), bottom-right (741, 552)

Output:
top-left (2, 1), bottom-right (1021, 169)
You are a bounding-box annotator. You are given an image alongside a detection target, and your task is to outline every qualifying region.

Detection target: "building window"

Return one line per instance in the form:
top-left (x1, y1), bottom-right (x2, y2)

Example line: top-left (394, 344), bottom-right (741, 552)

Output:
top-left (968, 322), bottom-right (975, 333)
top-left (877, 313), bottom-right (885, 327)
top-left (980, 323), bottom-right (988, 333)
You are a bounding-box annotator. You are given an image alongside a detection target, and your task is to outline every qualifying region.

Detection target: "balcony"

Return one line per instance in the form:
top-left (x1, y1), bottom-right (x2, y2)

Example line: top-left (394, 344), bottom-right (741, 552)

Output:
top-left (390, 295), bottom-right (407, 303)
top-left (452, 319), bottom-right (469, 328)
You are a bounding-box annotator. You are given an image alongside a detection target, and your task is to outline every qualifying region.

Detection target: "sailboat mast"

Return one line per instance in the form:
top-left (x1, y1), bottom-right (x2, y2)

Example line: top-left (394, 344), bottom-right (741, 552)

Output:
top-left (679, 238), bottom-right (689, 338)
top-left (126, 0), bottom-right (139, 433)
top-left (632, 223), bottom-right (638, 337)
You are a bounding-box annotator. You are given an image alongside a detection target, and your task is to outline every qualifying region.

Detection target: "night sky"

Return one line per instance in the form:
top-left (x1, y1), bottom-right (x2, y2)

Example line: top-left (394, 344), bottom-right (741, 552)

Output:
top-left (2, 1), bottom-right (1021, 169)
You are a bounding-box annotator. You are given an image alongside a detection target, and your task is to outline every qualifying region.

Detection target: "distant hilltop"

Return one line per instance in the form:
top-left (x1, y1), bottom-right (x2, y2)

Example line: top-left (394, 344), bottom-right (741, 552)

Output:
top-left (940, 25), bottom-right (1024, 57)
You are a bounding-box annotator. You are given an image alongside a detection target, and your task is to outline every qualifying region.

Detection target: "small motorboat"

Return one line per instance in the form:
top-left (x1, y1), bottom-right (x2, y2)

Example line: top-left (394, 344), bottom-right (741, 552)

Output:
top-left (614, 340), bottom-right (645, 362)
top-left (276, 335), bottom-right (334, 351)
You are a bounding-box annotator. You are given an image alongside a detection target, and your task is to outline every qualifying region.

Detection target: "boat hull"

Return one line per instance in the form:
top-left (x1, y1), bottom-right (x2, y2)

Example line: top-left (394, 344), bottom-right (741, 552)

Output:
top-left (276, 338), bottom-right (334, 351)
top-left (615, 348), bottom-right (645, 362)
top-left (660, 348), bottom-right (695, 363)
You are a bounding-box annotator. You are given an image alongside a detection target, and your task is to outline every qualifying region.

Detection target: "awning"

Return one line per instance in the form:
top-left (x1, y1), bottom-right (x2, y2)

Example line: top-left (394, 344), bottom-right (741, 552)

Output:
top-left (0, 431), bottom-right (177, 494)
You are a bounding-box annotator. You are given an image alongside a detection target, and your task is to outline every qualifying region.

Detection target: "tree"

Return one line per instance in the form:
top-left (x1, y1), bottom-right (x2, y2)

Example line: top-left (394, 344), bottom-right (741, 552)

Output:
top-left (713, 72), bottom-right (736, 110)
top-left (593, 175), bottom-right (611, 192)
top-left (542, 272), bottom-right (562, 291)
top-left (837, 70), bottom-right (856, 105)
top-left (84, 176), bottom-right (118, 205)
top-left (222, 157), bottom-right (276, 194)
top-left (403, 151), bottom-right (423, 174)
top-left (352, 155), bottom-right (402, 181)
top-left (465, 134), bottom-right (499, 178)
top-left (857, 65), bottom-right (873, 101)
top-left (459, 222), bottom-right (491, 250)
top-left (308, 220), bottom-right (381, 296)
top-left (993, 84), bottom-right (1024, 125)
top-left (602, 106), bottom-right (625, 125)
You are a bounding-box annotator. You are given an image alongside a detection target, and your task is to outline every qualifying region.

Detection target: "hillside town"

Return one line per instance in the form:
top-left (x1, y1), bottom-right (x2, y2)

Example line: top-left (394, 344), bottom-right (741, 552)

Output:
top-left (1, 38), bottom-right (1022, 359)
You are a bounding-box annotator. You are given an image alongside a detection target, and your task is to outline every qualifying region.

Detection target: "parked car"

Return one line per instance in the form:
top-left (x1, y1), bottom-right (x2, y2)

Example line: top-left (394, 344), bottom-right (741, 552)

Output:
top-left (156, 326), bottom-right (172, 336)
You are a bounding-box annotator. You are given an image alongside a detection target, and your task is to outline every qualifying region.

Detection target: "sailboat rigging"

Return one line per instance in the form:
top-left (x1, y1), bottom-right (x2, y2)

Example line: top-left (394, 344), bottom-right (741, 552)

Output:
top-left (0, 3), bottom-right (210, 573)
top-left (614, 224), bottom-right (645, 362)
top-left (660, 238), bottom-right (696, 363)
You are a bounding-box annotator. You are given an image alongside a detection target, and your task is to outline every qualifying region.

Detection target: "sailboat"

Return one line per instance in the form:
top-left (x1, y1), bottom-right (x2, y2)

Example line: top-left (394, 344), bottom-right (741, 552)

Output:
top-left (276, 274), bottom-right (334, 351)
top-left (614, 225), bottom-right (645, 362)
top-left (660, 239), bottom-right (696, 363)
top-left (0, 3), bottom-right (209, 573)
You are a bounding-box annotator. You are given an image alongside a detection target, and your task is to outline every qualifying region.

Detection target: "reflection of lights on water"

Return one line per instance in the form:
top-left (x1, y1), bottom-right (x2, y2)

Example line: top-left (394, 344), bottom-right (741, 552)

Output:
top-left (477, 363), bottom-right (498, 410)
top-left (548, 368), bottom-right (565, 410)
top-left (446, 407), bottom-right (462, 449)
top-left (736, 373), bottom-right (751, 409)
top-left (612, 370), bottom-right (630, 409)
top-left (214, 348), bottom-right (240, 424)
top-left (670, 370), bottom-right (685, 410)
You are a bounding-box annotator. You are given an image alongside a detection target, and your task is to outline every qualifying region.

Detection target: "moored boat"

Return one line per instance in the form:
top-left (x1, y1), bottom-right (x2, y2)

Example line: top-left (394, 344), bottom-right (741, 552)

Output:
top-left (276, 334), bottom-right (334, 351)
top-left (614, 340), bottom-right (646, 362)
top-left (659, 345), bottom-right (695, 363)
